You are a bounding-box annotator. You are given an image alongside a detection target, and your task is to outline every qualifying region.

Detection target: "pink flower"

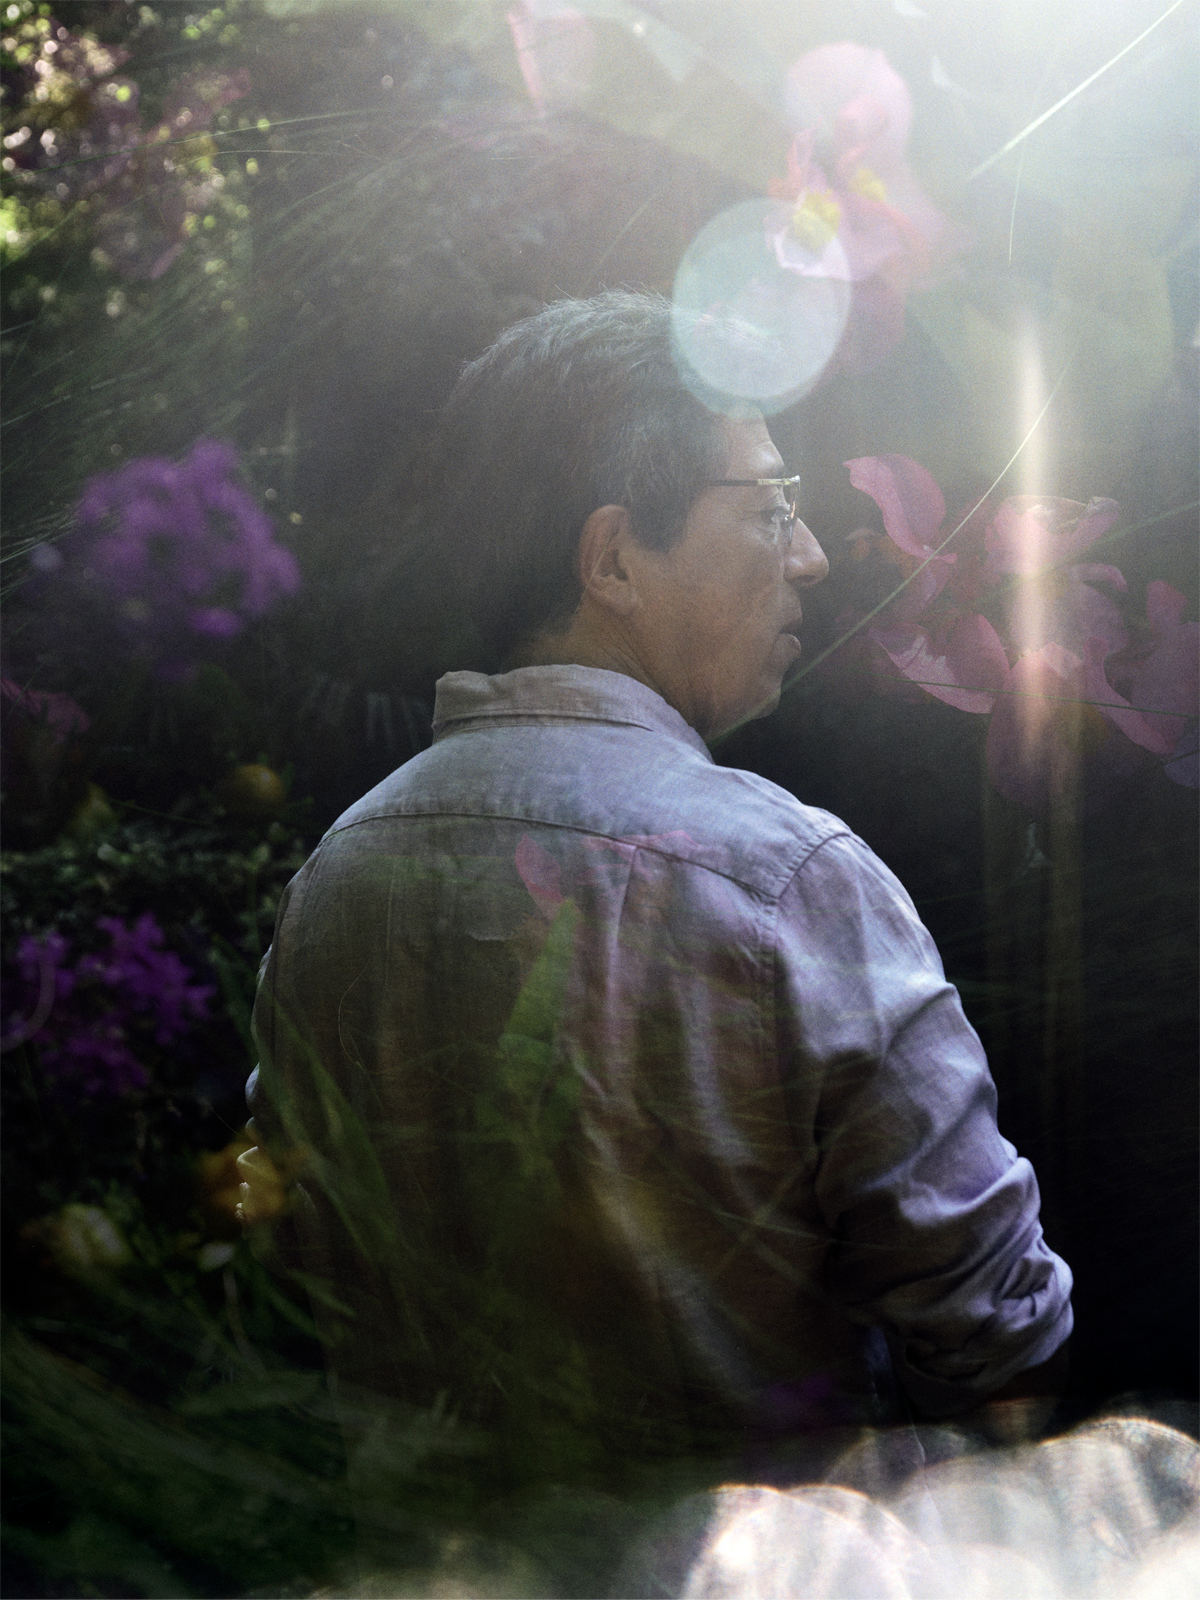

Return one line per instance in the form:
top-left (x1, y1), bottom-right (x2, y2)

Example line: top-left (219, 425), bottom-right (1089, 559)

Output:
top-left (836, 459), bottom-right (1137, 715)
top-left (831, 455), bottom-right (1197, 812)
top-left (844, 453), bottom-right (955, 618)
top-left (870, 611), bottom-right (1011, 715)
top-left (984, 495), bottom-right (1126, 665)
top-left (1003, 563), bottom-right (1129, 661)
top-left (839, 454), bottom-right (1009, 712)
top-left (1106, 581), bottom-right (1199, 788)
top-left (507, 1), bottom-right (595, 115)
top-left (983, 496), bottom-right (1121, 580)
top-left (767, 44), bottom-right (959, 372)
top-left (985, 640), bottom-right (1169, 817)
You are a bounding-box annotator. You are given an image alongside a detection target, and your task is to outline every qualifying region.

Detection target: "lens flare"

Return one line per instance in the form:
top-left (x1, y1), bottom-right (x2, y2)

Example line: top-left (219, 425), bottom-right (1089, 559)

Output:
top-left (671, 199), bottom-right (851, 414)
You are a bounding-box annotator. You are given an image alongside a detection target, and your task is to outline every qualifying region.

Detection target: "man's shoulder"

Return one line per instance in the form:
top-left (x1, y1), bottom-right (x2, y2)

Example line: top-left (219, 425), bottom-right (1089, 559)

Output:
top-left (624, 752), bottom-right (850, 898)
top-left (326, 719), bottom-right (850, 903)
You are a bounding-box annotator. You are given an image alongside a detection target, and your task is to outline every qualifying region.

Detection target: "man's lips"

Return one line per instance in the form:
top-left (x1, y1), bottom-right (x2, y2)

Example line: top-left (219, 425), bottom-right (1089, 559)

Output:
top-left (777, 612), bottom-right (804, 663)
top-left (778, 627), bottom-right (804, 662)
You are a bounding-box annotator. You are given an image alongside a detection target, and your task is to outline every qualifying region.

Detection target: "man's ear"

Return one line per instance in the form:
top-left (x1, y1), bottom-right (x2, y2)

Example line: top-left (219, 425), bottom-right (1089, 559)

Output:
top-left (576, 504), bottom-right (641, 617)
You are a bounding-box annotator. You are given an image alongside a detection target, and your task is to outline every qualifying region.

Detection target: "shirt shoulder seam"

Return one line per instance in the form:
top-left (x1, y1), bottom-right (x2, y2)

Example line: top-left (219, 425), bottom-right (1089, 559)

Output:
top-left (319, 807), bottom-right (850, 898)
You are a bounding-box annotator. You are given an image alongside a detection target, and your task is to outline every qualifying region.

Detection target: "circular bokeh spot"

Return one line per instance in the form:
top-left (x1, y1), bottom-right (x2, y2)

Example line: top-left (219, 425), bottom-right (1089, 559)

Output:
top-left (671, 199), bottom-right (851, 414)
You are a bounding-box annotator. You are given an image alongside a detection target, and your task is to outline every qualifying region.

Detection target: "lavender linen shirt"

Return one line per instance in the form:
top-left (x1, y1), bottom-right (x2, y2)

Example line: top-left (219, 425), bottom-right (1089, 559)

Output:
top-left (250, 665), bottom-right (1071, 1442)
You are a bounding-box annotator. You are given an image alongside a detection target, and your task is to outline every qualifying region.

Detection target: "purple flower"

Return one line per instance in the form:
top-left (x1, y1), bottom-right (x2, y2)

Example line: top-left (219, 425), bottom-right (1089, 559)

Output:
top-left (13, 930), bottom-right (77, 1012)
top-left (88, 67), bottom-right (252, 282)
top-left (46, 439), bottom-right (300, 681)
top-left (47, 1021), bottom-right (151, 1099)
top-left (4, 916), bottom-right (213, 1097)
top-left (78, 913), bottom-right (213, 1045)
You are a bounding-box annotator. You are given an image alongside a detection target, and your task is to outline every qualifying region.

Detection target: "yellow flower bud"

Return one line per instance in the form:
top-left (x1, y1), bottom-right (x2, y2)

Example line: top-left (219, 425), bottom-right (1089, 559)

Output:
top-left (214, 763), bottom-right (287, 818)
top-left (235, 1143), bottom-right (305, 1226)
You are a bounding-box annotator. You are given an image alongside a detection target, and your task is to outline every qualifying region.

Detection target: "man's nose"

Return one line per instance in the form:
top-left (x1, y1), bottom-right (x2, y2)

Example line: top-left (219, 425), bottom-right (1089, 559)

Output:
top-left (786, 519), bottom-right (829, 587)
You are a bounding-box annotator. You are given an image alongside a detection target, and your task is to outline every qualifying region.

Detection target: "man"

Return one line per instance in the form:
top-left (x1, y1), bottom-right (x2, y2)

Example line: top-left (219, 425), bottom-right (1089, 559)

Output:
top-left (247, 292), bottom-right (1071, 1486)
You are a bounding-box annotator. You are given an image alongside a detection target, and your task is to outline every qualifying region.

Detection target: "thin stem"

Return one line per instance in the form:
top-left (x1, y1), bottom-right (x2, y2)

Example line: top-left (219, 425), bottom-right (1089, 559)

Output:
top-left (970, 0), bottom-right (1187, 179)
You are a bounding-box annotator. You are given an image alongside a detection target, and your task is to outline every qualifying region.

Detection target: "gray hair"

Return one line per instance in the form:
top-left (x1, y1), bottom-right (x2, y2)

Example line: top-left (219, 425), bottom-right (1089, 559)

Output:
top-left (428, 291), bottom-right (732, 669)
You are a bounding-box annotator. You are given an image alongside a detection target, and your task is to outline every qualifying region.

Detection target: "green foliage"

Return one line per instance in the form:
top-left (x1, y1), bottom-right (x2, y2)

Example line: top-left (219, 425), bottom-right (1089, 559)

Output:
top-left (1, 803), bottom-right (309, 965)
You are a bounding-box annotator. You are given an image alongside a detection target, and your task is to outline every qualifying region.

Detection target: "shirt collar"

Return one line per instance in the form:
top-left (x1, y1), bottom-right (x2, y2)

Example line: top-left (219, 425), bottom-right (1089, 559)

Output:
top-left (432, 665), bottom-right (712, 760)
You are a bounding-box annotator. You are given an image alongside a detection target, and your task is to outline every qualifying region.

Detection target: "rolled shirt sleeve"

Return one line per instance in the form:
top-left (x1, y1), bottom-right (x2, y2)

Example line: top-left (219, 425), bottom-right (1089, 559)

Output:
top-left (776, 831), bottom-right (1073, 1418)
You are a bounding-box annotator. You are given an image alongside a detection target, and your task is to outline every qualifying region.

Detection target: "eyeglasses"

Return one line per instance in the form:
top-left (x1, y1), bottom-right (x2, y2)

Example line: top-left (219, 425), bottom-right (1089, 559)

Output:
top-left (709, 475), bottom-right (802, 545)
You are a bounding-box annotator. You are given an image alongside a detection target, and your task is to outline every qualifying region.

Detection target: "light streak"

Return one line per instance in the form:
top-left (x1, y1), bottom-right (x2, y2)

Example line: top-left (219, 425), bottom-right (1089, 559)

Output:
top-left (969, 0), bottom-right (1188, 180)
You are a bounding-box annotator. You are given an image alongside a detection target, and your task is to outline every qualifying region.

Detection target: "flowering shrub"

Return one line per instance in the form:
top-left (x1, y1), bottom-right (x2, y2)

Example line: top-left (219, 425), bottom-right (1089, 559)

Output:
top-left (31, 439), bottom-right (301, 682)
top-left (824, 454), bottom-right (1199, 815)
top-left (2, 10), bottom-right (249, 279)
top-left (767, 44), bottom-right (960, 374)
top-left (7, 912), bottom-right (213, 1096)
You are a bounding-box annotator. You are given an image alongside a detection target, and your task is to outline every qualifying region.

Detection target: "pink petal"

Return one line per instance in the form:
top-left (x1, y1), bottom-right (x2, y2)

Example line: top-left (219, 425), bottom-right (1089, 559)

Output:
top-left (833, 91), bottom-right (893, 172)
top-left (881, 553), bottom-right (953, 623)
top-left (945, 612), bottom-right (1011, 702)
top-left (1081, 637), bottom-right (1174, 755)
top-left (771, 129), bottom-right (822, 202)
top-left (785, 44), bottom-right (911, 167)
top-left (871, 613), bottom-right (1007, 713)
top-left (1165, 723), bottom-right (1199, 788)
top-left (1005, 567), bottom-right (1129, 659)
top-left (1124, 582), bottom-right (1199, 749)
top-left (985, 496), bottom-right (1121, 578)
top-left (515, 833), bottom-right (563, 919)
top-left (1069, 563), bottom-right (1127, 593)
top-left (864, 163), bottom-right (957, 262)
top-left (833, 192), bottom-right (909, 281)
top-left (507, 1), bottom-right (595, 114)
top-left (845, 455), bottom-right (948, 559)
top-left (1146, 578), bottom-right (1188, 635)
top-left (769, 206), bottom-right (854, 280)
top-left (986, 646), bottom-right (1085, 814)
top-left (1057, 495), bottom-right (1121, 553)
